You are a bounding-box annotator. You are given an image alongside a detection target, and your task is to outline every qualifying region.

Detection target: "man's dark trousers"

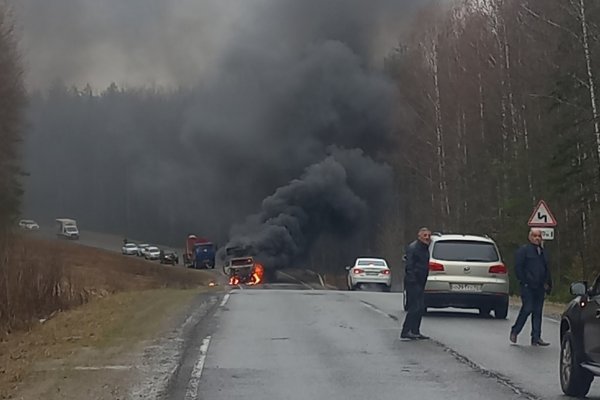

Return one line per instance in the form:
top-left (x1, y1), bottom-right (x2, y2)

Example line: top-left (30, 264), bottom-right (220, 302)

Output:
top-left (402, 283), bottom-right (425, 335)
top-left (511, 285), bottom-right (545, 340)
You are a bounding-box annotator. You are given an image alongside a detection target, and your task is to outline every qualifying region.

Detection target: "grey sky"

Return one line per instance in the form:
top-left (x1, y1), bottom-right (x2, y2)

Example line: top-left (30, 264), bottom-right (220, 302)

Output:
top-left (13, 0), bottom-right (419, 90)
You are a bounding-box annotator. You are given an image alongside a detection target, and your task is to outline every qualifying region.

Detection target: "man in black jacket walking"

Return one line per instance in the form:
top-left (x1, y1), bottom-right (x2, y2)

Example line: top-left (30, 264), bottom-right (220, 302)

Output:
top-left (510, 228), bottom-right (552, 346)
top-left (401, 227), bottom-right (432, 340)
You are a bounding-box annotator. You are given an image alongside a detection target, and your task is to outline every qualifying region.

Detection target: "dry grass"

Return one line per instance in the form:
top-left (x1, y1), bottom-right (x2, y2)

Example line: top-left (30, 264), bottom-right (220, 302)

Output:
top-left (0, 235), bottom-right (214, 335)
top-left (0, 235), bottom-right (218, 398)
top-left (0, 288), bottom-right (209, 399)
top-left (322, 272), bottom-right (346, 289)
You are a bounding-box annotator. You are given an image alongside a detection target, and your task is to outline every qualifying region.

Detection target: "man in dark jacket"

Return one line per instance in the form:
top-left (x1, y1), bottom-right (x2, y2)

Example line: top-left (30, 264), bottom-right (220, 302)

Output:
top-left (401, 227), bottom-right (432, 340)
top-left (510, 228), bottom-right (552, 346)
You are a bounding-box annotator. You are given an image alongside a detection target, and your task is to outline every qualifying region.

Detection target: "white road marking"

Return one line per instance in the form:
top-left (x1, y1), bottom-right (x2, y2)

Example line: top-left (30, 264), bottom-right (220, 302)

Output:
top-left (220, 293), bottom-right (231, 307)
top-left (73, 365), bottom-right (132, 371)
top-left (184, 336), bottom-right (212, 400)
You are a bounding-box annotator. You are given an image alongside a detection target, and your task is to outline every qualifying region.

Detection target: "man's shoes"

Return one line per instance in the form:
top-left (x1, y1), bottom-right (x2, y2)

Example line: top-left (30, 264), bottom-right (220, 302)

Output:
top-left (414, 333), bottom-right (430, 340)
top-left (531, 339), bottom-right (550, 347)
top-left (509, 332), bottom-right (517, 344)
top-left (400, 332), bottom-right (420, 340)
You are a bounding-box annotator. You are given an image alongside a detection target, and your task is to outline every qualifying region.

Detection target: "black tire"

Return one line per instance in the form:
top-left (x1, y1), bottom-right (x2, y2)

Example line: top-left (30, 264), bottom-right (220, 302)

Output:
top-left (560, 331), bottom-right (593, 397)
top-left (479, 307), bottom-right (491, 317)
top-left (494, 298), bottom-right (509, 319)
top-left (382, 285), bottom-right (391, 293)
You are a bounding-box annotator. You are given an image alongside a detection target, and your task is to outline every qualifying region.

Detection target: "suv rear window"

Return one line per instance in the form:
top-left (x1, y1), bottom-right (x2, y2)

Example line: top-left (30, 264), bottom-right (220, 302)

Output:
top-left (432, 240), bottom-right (499, 262)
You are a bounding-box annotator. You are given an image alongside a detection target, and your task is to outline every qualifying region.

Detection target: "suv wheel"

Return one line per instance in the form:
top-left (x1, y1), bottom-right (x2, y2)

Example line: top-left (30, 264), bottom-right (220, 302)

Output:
top-left (494, 298), bottom-right (509, 319)
top-left (560, 331), bottom-right (593, 397)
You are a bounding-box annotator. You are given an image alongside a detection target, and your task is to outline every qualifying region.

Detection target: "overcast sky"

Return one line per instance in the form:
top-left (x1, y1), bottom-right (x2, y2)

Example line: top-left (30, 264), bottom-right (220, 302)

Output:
top-left (13, 0), bottom-right (420, 90)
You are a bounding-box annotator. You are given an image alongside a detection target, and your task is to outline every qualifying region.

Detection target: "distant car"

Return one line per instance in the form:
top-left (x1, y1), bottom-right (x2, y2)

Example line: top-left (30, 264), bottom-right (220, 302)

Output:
top-left (160, 250), bottom-right (179, 265)
top-left (408, 233), bottom-right (509, 319)
top-left (122, 243), bottom-right (138, 255)
top-left (137, 244), bottom-right (150, 257)
top-left (144, 246), bottom-right (161, 260)
top-left (18, 219), bottom-right (39, 230)
top-left (559, 275), bottom-right (600, 397)
top-left (346, 258), bottom-right (391, 292)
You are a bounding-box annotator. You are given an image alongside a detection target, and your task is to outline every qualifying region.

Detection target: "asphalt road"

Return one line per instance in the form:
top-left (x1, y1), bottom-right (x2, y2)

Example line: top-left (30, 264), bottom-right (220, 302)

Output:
top-left (165, 288), bottom-right (598, 400)
top-left (31, 229), bottom-right (599, 398)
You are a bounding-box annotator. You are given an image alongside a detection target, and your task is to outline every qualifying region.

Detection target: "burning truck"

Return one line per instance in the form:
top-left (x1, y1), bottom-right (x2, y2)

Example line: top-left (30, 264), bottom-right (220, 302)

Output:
top-left (223, 246), bottom-right (264, 286)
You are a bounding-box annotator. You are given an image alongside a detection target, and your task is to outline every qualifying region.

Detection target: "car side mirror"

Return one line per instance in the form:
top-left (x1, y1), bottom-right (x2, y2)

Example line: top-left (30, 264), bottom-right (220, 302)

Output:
top-left (345, 266), bottom-right (351, 271)
top-left (570, 282), bottom-right (588, 296)
top-left (402, 255), bottom-right (407, 262)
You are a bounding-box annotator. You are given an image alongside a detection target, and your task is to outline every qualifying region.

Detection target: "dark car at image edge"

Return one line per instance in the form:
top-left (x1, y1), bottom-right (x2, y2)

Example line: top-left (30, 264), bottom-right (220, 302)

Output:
top-left (559, 274), bottom-right (600, 397)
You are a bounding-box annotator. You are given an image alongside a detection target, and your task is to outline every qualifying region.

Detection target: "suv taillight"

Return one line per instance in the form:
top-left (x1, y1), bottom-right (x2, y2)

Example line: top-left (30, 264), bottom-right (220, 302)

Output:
top-left (429, 262), bottom-right (445, 272)
top-left (489, 264), bottom-right (507, 274)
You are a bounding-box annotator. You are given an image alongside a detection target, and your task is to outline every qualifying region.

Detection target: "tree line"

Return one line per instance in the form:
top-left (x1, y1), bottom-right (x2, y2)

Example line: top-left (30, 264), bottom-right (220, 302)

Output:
top-left (383, 0), bottom-right (600, 299)
top-left (0, 6), bottom-right (25, 233)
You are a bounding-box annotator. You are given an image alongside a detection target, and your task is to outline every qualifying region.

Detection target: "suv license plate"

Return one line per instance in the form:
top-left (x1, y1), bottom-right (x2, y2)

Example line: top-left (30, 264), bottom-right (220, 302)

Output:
top-left (451, 284), bottom-right (482, 292)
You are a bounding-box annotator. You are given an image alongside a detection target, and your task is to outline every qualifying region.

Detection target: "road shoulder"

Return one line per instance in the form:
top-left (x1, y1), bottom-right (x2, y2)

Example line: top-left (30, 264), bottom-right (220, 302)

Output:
top-left (1, 287), bottom-right (224, 400)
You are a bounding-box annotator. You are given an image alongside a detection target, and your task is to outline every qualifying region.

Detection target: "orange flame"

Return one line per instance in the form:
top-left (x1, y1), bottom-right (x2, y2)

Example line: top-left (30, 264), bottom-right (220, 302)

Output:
top-left (228, 276), bottom-right (240, 286)
top-left (248, 263), bottom-right (264, 286)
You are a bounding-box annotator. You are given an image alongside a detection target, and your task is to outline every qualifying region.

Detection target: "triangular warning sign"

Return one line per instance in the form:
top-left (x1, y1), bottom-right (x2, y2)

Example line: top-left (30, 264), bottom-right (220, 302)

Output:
top-left (528, 200), bottom-right (557, 227)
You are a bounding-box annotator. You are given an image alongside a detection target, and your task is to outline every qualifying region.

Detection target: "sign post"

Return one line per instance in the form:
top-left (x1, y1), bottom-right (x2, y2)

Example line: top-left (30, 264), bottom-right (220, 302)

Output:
top-left (528, 200), bottom-right (557, 240)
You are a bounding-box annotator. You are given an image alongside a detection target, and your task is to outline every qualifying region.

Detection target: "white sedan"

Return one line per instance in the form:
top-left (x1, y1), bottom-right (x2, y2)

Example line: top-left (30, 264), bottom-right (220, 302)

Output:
top-left (144, 246), bottom-right (161, 260)
top-left (122, 243), bottom-right (138, 255)
top-left (346, 258), bottom-right (392, 292)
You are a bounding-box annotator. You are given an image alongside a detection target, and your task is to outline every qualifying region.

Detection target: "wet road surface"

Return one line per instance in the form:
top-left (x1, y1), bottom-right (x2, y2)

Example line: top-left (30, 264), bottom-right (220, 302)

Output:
top-left (167, 288), bottom-right (581, 400)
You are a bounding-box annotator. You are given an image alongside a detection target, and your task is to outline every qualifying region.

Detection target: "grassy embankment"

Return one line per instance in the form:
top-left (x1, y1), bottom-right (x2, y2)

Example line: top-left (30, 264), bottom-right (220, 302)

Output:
top-left (0, 236), bottom-right (217, 398)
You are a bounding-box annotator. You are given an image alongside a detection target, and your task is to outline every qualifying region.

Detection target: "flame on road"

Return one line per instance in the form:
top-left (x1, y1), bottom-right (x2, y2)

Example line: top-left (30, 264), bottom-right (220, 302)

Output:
top-left (228, 276), bottom-right (240, 286)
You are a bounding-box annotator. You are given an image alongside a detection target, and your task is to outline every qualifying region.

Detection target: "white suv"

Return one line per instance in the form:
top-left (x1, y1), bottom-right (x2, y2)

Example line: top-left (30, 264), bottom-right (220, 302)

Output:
top-left (406, 233), bottom-right (509, 319)
top-left (346, 257), bottom-right (392, 292)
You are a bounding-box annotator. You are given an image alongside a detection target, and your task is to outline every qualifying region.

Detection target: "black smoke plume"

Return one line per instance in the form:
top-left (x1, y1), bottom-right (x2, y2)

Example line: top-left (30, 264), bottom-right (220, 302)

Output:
top-left (222, 147), bottom-right (392, 270)
top-left (18, 0), bottom-right (421, 263)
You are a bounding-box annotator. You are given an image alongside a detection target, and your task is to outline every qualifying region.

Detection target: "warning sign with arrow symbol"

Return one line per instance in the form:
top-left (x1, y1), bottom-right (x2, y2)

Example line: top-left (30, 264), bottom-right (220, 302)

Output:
top-left (528, 200), bottom-right (557, 227)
